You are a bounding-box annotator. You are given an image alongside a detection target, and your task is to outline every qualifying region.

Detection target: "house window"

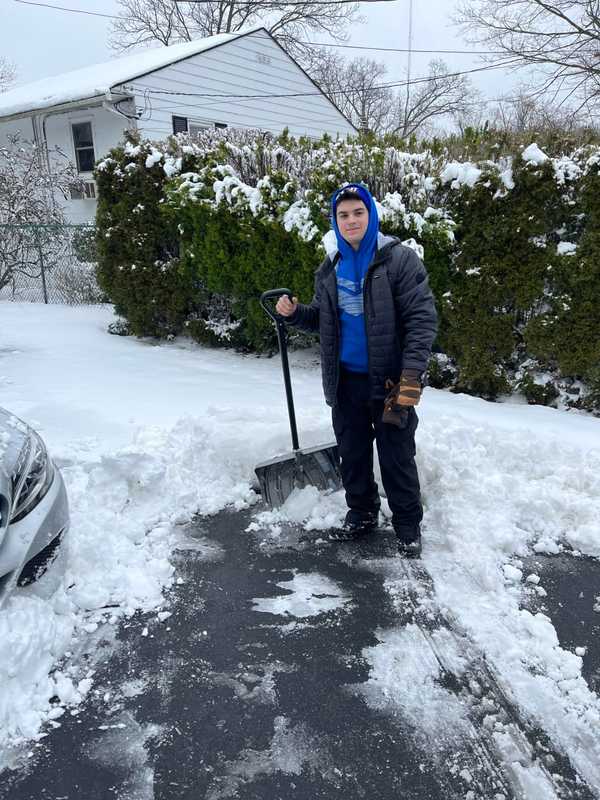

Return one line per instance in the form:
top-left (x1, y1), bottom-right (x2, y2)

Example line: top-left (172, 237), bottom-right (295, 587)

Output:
top-left (172, 115), bottom-right (225, 135)
top-left (71, 121), bottom-right (95, 173)
top-left (172, 115), bottom-right (188, 134)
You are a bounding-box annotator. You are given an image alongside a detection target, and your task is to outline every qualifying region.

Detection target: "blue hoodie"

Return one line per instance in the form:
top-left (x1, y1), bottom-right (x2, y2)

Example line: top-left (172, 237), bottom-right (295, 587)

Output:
top-left (331, 184), bottom-right (380, 373)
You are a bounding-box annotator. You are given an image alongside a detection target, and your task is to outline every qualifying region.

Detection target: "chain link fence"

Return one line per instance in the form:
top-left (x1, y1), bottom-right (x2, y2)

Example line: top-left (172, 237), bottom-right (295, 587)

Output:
top-left (0, 223), bottom-right (106, 305)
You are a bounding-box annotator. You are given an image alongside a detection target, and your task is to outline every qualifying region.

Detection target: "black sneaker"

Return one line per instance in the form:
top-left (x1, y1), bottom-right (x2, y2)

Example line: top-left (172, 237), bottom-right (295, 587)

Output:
top-left (394, 524), bottom-right (422, 558)
top-left (328, 509), bottom-right (379, 541)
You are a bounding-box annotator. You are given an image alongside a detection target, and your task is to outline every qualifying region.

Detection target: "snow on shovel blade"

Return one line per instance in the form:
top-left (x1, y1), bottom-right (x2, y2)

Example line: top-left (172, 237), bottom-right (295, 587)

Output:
top-left (255, 443), bottom-right (342, 508)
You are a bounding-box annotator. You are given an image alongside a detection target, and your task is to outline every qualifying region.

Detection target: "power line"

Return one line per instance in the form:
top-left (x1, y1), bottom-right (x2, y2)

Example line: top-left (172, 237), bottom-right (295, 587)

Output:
top-left (127, 57), bottom-right (524, 100)
top-left (177, 0), bottom-right (392, 5)
top-left (13, 0), bottom-right (115, 17)
top-left (13, 0), bottom-right (399, 13)
top-left (10, 0), bottom-right (509, 55)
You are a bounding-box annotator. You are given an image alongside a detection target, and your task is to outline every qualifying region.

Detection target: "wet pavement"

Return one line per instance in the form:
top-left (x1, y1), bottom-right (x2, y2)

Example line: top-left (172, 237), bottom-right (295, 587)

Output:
top-left (1, 509), bottom-right (599, 800)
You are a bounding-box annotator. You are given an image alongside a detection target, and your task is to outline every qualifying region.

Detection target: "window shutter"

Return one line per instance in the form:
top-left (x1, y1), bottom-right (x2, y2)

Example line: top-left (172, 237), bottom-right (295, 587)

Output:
top-left (172, 115), bottom-right (188, 134)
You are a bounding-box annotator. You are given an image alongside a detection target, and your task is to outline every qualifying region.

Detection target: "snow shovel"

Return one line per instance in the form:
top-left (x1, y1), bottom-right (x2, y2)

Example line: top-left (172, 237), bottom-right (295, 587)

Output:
top-left (254, 288), bottom-right (342, 508)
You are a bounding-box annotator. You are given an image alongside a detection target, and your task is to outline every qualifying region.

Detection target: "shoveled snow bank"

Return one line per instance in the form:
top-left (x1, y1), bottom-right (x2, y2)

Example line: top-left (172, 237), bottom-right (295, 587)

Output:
top-left (0, 302), bottom-right (599, 775)
top-left (249, 420), bottom-right (600, 790)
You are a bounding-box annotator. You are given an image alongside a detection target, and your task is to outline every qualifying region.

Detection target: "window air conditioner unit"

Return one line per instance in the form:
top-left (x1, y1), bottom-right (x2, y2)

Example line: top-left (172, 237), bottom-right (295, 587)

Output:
top-left (70, 181), bottom-right (96, 200)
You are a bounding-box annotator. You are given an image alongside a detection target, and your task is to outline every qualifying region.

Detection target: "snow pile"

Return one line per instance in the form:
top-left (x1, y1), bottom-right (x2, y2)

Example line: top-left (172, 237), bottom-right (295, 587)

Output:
top-left (522, 143), bottom-right (549, 166)
top-left (378, 192), bottom-right (455, 243)
top-left (499, 166), bottom-right (515, 191)
top-left (0, 302), bottom-right (599, 767)
top-left (439, 161), bottom-right (482, 188)
top-left (553, 155), bottom-right (582, 185)
top-left (283, 200), bottom-right (320, 241)
top-left (557, 241), bottom-right (577, 256)
top-left (0, 414), bottom-right (258, 746)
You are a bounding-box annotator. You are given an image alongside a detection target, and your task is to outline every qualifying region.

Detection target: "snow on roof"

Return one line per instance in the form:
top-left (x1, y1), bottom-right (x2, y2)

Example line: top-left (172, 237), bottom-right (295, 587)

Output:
top-left (0, 26), bottom-right (266, 120)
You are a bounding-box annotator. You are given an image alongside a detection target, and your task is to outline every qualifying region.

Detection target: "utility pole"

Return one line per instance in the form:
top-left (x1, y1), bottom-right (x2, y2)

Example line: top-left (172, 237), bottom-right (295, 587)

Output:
top-left (402, 0), bottom-right (414, 139)
top-left (407, 0), bottom-right (413, 86)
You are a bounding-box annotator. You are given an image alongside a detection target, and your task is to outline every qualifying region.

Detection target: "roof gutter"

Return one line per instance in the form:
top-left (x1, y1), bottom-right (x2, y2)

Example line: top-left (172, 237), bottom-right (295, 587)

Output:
top-left (0, 90), bottom-right (131, 124)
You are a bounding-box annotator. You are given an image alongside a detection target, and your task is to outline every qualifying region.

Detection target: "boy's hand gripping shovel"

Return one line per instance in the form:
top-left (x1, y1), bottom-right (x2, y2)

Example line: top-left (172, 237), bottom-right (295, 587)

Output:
top-left (254, 289), bottom-right (342, 508)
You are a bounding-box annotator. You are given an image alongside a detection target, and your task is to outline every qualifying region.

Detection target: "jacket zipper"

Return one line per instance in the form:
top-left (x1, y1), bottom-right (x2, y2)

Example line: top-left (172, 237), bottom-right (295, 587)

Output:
top-left (362, 254), bottom-right (386, 394)
top-left (329, 257), bottom-right (342, 402)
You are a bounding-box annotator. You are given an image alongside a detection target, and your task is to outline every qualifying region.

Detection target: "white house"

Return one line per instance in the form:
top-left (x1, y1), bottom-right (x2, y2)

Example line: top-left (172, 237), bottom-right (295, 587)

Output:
top-left (0, 27), bottom-right (356, 223)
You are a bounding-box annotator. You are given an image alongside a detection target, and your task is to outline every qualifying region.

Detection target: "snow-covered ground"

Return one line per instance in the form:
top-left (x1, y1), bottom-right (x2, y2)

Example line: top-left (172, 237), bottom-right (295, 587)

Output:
top-left (1, 302), bottom-right (599, 789)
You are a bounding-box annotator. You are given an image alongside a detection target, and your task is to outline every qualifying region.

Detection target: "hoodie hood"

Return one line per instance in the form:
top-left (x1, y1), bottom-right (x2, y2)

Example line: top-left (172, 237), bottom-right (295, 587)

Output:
top-left (323, 230), bottom-right (396, 260)
top-left (331, 183), bottom-right (380, 263)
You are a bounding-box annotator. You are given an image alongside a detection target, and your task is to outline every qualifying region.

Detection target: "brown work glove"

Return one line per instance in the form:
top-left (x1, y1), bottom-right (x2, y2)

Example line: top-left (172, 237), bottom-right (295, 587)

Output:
top-left (382, 369), bottom-right (422, 428)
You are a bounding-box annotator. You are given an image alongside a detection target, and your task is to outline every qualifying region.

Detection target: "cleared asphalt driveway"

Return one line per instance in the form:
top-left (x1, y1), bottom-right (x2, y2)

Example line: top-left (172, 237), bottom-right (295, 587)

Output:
top-left (1, 508), bottom-right (598, 800)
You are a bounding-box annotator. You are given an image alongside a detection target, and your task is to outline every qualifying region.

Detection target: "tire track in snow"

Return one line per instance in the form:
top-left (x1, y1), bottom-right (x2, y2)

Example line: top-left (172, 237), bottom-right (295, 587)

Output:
top-left (378, 557), bottom-right (597, 800)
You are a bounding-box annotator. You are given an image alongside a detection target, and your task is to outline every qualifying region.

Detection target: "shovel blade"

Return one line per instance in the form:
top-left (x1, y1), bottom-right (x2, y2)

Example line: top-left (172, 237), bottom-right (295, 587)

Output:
top-left (255, 442), bottom-right (342, 508)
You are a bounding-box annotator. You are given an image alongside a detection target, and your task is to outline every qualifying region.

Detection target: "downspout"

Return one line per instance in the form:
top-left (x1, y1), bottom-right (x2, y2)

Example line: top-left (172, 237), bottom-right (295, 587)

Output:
top-left (31, 111), bottom-right (59, 216)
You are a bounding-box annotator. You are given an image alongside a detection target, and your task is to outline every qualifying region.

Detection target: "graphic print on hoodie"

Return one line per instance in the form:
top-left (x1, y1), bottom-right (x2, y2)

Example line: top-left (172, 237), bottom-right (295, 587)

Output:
top-left (331, 184), bottom-right (380, 373)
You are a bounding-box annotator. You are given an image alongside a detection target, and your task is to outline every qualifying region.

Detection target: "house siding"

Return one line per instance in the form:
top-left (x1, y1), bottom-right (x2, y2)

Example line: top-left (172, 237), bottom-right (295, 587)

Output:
top-left (0, 117), bottom-right (35, 144)
top-left (44, 107), bottom-right (131, 223)
top-left (129, 30), bottom-right (355, 140)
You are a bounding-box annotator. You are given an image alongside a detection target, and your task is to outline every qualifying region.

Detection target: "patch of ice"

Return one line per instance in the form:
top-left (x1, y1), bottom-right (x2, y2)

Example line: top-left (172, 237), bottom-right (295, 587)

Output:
top-left (206, 716), bottom-right (329, 799)
top-left (85, 713), bottom-right (161, 800)
top-left (252, 571), bottom-right (350, 619)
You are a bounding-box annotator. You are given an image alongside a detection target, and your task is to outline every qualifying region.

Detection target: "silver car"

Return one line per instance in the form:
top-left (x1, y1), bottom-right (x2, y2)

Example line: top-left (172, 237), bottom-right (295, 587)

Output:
top-left (0, 407), bottom-right (69, 608)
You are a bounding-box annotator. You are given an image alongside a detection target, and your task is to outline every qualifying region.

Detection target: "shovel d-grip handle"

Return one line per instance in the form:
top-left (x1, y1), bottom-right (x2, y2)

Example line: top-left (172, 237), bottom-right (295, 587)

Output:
top-left (260, 288), bottom-right (293, 322)
top-left (260, 288), bottom-right (300, 452)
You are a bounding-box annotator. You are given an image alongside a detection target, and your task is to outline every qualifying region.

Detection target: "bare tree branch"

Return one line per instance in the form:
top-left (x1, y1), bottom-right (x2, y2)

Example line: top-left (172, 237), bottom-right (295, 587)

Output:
top-left (307, 51), bottom-right (393, 132)
top-left (110, 0), bottom-right (361, 65)
top-left (454, 0), bottom-right (600, 110)
top-left (390, 59), bottom-right (481, 138)
top-left (0, 134), bottom-right (81, 291)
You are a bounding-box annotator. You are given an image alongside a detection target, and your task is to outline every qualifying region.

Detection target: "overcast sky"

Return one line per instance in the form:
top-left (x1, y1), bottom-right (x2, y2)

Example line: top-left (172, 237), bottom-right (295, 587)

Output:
top-left (3, 0), bottom-right (524, 101)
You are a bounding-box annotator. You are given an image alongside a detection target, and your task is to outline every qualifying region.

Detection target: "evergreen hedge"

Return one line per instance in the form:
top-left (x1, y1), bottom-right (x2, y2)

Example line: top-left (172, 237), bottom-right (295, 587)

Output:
top-left (94, 130), bottom-right (600, 413)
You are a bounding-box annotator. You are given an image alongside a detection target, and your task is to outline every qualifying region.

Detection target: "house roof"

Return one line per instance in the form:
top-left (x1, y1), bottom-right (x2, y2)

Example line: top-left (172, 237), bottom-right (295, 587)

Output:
top-left (0, 27), bottom-right (266, 120)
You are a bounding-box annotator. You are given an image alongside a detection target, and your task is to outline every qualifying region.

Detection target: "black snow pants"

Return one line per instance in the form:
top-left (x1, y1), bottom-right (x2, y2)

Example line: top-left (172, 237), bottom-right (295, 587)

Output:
top-left (332, 368), bottom-right (423, 527)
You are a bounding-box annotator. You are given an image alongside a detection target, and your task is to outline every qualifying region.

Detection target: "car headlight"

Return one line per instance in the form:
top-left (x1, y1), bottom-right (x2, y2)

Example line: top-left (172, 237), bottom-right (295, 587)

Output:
top-left (0, 468), bottom-right (10, 546)
top-left (10, 431), bottom-right (55, 524)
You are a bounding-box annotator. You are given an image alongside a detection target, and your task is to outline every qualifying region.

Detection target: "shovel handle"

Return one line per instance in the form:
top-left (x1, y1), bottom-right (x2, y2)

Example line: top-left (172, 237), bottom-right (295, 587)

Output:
top-left (260, 288), bottom-right (300, 452)
top-left (260, 288), bottom-right (293, 323)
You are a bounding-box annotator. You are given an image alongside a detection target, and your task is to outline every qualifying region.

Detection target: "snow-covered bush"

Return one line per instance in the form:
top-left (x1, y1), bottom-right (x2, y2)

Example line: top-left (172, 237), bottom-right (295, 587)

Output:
top-left (438, 146), bottom-right (575, 398)
top-left (95, 134), bottom-right (196, 337)
top-left (524, 150), bottom-right (600, 389)
top-left (94, 130), bottom-right (600, 412)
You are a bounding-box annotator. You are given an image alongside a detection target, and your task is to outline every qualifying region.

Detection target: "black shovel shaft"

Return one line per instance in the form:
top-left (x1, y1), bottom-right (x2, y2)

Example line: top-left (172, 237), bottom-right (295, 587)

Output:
top-left (260, 288), bottom-right (300, 452)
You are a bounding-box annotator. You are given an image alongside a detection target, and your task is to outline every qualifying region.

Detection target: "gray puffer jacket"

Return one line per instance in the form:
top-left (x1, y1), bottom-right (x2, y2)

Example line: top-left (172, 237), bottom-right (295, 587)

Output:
top-left (286, 234), bottom-right (438, 407)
